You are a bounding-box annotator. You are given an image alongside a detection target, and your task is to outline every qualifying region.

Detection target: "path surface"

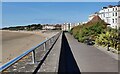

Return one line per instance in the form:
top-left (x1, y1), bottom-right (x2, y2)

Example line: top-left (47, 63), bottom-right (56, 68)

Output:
top-left (4, 32), bottom-right (119, 73)
top-left (64, 32), bottom-right (118, 73)
top-left (38, 32), bottom-right (62, 73)
top-left (37, 32), bottom-right (118, 73)
top-left (58, 32), bottom-right (80, 73)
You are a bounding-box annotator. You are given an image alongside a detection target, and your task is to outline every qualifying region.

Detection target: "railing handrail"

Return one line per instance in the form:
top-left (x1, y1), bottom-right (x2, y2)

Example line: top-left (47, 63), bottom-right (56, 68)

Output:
top-left (0, 32), bottom-right (61, 72)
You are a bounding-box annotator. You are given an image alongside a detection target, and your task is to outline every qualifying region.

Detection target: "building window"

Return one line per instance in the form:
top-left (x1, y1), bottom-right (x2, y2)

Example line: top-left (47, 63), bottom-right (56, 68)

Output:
top-left (116, 8), bottom-right (117, 11)
top-left (115, 18), bottom-right (117, 23)
top-left (115, 12), bottom-right (117, 16)
top-left (119, 16), bottom-right (120, 18)
top-left (104, 13), bottom-right (105, 17)
top-left (113, 13), bottom-right (114, 16)
top-left (107, 13), bottom-right (109, 17)
top-left (113, 19), bottom-right (114, 23)
top-left (113, 8), bottom-right (114, 11)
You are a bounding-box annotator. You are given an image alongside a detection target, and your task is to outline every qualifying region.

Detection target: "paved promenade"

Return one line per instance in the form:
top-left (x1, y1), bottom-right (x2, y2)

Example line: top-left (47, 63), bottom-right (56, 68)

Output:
top-left (65, 32), bottom-right (118, 73)
top-left (37, 32), bottom-right (119, 74)
top-left (38, 32), bottom-right (62, 73)
top-left (4, 32), bottom-right (118, 73)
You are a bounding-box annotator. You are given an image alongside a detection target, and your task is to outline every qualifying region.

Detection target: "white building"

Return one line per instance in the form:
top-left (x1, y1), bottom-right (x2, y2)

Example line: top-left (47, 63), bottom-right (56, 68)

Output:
top-left (62, 23), bottom-right (70, 31)
top-left (98, 5), bottom-right (120, 29)
top-left (42, 25), bottom-right (55, 30)
top-left (62, 23), bottom-right (79, 31)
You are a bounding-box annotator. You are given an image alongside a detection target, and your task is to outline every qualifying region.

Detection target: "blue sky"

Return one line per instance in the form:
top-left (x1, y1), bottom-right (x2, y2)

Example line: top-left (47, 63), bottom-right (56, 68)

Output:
top-left (0, 2), bottom-right (2, 28)
top-left (2, 0), bottom-right (120, 2)
top-left (2, 2), bottom-right (118, 28)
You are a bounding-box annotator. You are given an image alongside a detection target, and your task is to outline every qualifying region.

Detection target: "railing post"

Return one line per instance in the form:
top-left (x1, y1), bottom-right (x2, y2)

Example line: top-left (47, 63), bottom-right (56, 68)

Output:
top-left (32, 50), bottom-right (35, 64)
top-left (49, 39), bottom-right (51, 48)
top-left (50, 38), bottom-right (53, 47)
top-left (50, 38), bottom-right (53, 44)
top-left (53, 37), bottom-right (55, 43)
top-left (44, 42), bottom-right (46, 51)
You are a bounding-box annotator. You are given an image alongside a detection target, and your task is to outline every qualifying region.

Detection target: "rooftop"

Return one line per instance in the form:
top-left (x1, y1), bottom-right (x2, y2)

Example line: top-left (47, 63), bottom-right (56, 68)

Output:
top-left (102, 5), bottom-right (120, 9)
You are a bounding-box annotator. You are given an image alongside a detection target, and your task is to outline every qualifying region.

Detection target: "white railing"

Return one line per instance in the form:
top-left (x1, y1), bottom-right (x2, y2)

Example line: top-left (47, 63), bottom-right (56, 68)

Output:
top-left (0, 31), bottom-right (61, 72)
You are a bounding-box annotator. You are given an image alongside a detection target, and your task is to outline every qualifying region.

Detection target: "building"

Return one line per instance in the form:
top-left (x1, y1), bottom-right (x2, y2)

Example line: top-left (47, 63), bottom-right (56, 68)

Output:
top-left (42, 25), bottom-right (55, 30)
top-left (98, 5), bottom-right (120, 29)
top-left (54, 24), bottom-right (62, 30)
top-left (62, 23), bottom-right (70, 31)
top-left (62, 23), bottom-right (80, 31)
top-left (42, 24), bottom-right (62, 30)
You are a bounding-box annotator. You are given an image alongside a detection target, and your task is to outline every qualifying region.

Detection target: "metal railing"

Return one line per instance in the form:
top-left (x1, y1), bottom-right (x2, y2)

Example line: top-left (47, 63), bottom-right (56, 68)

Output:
top-left (0, 31), bottom-right (61, 72)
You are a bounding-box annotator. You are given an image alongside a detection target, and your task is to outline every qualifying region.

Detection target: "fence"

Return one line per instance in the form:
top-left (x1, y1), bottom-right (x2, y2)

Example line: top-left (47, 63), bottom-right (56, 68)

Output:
top-left (0, 31), bottom-right (61, 72)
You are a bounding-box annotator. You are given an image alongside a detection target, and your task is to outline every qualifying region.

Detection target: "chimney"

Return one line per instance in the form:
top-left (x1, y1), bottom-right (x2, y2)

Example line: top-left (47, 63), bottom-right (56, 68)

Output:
top-left (102, 7), bottom-right (107, 9)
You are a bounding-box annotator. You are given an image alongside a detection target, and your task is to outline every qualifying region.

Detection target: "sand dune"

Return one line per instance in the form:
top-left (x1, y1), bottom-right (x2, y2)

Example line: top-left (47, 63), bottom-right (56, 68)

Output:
top-left (1, 30), bottom-right (58, 66)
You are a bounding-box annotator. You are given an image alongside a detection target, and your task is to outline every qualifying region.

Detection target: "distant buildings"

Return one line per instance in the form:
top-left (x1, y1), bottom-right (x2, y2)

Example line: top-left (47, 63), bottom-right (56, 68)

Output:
top-left (42, 23), bottom-right (75, 31)
top-left (42, 24), bottom-right (61, 30)
top-left (62, 23), bottom-right (80, 31)
top-left (62, 23), bottom-right (70, 31)
top-left (42, 25), bottom-right (55, 30)
top-left (89, 5), bottom-right (120, 29)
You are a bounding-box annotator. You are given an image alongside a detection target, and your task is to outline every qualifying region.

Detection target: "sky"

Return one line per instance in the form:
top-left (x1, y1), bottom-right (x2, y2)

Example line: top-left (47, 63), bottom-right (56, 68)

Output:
top-left (1, 2), bottom-right (118, 28)
top-left (0, 2), bottom-right (2, 28)
top-left (1, 0), bottom-right (120, 2)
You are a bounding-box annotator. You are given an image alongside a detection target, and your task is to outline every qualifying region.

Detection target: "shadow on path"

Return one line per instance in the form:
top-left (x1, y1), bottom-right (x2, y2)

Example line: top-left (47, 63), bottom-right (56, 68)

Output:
top-left (58, 32), bottom-right (81, 74)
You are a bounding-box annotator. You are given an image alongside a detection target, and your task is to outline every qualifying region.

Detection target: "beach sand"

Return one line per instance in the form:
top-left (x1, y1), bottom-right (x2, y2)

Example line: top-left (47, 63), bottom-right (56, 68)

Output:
top-left (0, 31), bottom-right (2, 66)
top-left (1, 30), bottom-right (58, 66)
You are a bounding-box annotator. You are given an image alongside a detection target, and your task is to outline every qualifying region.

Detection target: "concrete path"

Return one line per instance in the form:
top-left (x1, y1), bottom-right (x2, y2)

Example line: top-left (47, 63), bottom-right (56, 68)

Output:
top-left (58, 32), bottom-right (80, 74)
top-left (36, 32), bottom-right (62, 73)
top-left (34, 32), bottom-right (119, 74)
top-left (65, 32), bottom-right (118, 73)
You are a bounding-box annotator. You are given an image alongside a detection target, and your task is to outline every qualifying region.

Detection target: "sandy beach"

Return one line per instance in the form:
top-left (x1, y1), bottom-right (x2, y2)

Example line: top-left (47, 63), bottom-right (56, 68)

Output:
top-left (1, 30), bottom-right (58, 66)
top-left (0, 31), bottom-right (2, 66)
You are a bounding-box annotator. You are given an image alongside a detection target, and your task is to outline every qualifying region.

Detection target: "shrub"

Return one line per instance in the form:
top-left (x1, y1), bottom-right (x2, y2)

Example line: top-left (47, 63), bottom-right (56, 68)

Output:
top-left (95, 29), bottom-right (119, 50)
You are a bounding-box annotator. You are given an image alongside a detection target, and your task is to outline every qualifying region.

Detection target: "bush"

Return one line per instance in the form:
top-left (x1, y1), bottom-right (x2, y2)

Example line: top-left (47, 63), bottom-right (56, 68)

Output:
top-left (95, 29), bottom-right (119, 50)
top-left (70, 15), bottom-right (119, 52)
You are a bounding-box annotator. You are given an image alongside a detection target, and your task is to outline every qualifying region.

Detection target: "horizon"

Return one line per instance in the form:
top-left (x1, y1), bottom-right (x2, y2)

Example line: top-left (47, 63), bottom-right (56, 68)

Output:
top-left (1, 2), bottom-right (118, 28)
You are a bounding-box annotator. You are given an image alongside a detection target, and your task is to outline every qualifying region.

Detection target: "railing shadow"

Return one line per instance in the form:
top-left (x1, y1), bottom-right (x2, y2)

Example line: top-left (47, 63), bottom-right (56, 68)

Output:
top-left (58, 32), bottom-right (81, 74)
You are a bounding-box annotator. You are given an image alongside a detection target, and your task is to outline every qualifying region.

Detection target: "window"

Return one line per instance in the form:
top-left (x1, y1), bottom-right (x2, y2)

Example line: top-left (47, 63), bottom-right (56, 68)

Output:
top-left (115, 12), bottom-right (117, 16)
top-left (104, 13), bottom-right (105, 17)
top-left (116, 8), bottom-right (117, 11)
top-left (113, 13), bottom-right (114, 16)
top-left (113, 8), bottom-right (114, 11)
top-left (115, 18), bottom-right (117, 23)
top-left (113, 19), bottom-right (114, 23)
